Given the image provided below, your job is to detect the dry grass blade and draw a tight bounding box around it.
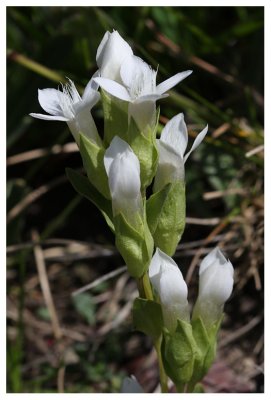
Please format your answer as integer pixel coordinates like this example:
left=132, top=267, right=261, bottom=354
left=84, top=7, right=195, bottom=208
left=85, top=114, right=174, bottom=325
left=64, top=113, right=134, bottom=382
left=32, top=229, right=62, bottom=340
left=7, top=175, right=67, bottom=223
left=7, top=142, right=78, bottom=166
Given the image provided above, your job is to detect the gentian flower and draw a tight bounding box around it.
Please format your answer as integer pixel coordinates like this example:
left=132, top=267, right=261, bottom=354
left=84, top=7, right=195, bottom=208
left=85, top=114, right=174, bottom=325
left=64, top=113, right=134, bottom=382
left=149, top=248, right=189, bottom=332
left=193, top=247, right=234, bottom=328
left=104, top=136, right=142, bottom=221
left=94, top=54, right=192, bottom=131
left=154, top=113, right=208, bottom=192
left=30, top=78, right=101, bottom=146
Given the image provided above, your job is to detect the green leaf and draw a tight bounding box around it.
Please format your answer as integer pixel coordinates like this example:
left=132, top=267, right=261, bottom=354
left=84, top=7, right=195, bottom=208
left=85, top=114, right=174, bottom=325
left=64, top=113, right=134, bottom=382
left=161, top=319, right=198, bottom=385
left=79, top=133, right=110, bottom=199
left=72, top=293, right=96, bottom=326
left=147, top=181, right=186, bottom=256
left=132, top=297, right=163, bottom=340
left=66, top=167, right=114, bottom=232
left=101, top=89, right=129, bottom=146
left=114, top=212, right=153, bottom=278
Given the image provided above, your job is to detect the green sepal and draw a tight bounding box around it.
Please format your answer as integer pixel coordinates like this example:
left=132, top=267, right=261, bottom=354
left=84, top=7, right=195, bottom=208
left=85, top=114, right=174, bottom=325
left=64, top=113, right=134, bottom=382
left=146, top=180, right=186, bottom=256
left=132, top=297, right=163, bottom=340
left=161, top=319, right=198, bottom=385
left=128, top=114, right=159, bottom=189
left=192, top=383, right=205, bottom=393
left=190, top=315, right=223, bottom=385
left=101, top=89, right=129, bottom=146
left=79, top=133, right=110, bottom=199
left=66, top=167, right=114, bottom=233
left=114, top=211, right=154, bottom=278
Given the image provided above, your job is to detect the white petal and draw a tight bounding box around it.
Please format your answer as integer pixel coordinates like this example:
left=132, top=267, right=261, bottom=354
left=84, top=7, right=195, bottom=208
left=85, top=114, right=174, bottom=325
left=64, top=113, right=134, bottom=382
left=29, top=113, right=69, bottom=121
left=106, top=140, right=141, bottom=217
left=104, top=136, right=135, bottom=175
left=120, top=55, right=149, bottom=88
left=84, top=70, right=100, bottom=93
left=97, top=30, right=133, bottom=81
left=153, top=140, right=184, bottom=192
left=120, top=55, right=157, bottom=99
left=156, top=70, right=193, bottom=95
left=199, top=262, right=234, bottom=305
left=94, top=77, right=131, bottom=101
left=37, top=88, right=64, bottom=116
left=135, top=93, right=168, bottom=103
left=159, top=263, right=188, bottom=307
left=184, top=125, right=208, bottom=163
left=109, top=152, right=140, bottom=200
left=75, top=86, right=100, bottom=115
left=149, top=248, right=179, bottom=291
left=199, top=247, right=220, bottom=275
left=160, top=113, right=188, bottom=158
left=96, top=31, right=111, bottom=68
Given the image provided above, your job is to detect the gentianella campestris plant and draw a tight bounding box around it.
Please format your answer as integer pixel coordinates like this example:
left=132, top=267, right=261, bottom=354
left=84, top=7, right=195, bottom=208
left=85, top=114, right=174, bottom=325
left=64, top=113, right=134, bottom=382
left=30, top=29, right=234, bottom=393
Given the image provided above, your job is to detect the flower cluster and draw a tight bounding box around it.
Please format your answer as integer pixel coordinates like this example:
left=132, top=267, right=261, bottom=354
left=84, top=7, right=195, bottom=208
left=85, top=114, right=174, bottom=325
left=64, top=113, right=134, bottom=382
left=31, top=30, right=234, bottom=393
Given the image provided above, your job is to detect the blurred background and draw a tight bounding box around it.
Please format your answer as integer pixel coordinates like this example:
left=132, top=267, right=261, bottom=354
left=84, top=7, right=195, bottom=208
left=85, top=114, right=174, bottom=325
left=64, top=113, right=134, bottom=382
left=7, top=6, right=264, bottom=393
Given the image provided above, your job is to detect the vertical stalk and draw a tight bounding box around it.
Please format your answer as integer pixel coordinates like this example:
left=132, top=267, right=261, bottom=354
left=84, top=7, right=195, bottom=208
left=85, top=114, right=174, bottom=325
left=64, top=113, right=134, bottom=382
left=137, top=272, right=169, bottom=393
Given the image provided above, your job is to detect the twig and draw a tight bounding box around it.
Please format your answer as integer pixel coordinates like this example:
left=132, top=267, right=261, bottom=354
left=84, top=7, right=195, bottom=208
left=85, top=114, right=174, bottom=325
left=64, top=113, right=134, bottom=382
left=32, top=230, right=62, bottom=339
left=186, top=217, right=220, bottom=225
left=7, top=142, right=78, bottom=166
left=7, top=175, right=67, bottom=223
left=57, top=366, right=66, bottom=393
left=72, top=266, right=127, bottom=296
left=245, top=145, right=264, bottom=158
left=219, top=315, right=263, bottom=348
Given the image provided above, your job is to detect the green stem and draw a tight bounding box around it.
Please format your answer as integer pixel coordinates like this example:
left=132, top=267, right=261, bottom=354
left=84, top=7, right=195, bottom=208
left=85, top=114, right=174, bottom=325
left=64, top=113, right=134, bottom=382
left=137, top=272, right=169, bottom=393
left=175, top=382, right=185, bottom=393
left=154, top=338, right=168, bottom=393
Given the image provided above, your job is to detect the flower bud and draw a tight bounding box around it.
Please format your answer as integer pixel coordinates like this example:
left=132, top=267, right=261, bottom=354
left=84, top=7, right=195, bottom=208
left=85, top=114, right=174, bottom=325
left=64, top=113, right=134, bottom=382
left=154, top=113, right=208, bottom=192
left=149, top=248, right=189, bottom=332
left=104, top=136, right=142, bottom=222
left=96, top=30, right=133, bottom=83
left=193, top=247, right=234, bottom=329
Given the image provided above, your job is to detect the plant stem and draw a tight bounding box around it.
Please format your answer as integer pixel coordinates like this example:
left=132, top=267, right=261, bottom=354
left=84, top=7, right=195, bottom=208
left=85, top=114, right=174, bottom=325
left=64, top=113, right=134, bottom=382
left=138, top=272, right=169, bottom=393
left=154, top=338, right=168, bottom=393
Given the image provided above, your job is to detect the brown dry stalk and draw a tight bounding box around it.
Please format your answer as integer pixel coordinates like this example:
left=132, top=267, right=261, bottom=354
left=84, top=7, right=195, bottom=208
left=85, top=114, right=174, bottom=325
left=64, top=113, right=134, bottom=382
left=31, top=229, right=62, bottom=340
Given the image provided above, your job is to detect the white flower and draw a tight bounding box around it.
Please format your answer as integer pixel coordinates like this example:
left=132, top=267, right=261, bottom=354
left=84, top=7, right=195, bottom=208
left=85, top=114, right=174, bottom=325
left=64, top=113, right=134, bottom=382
left=94, top=55, right=192, bottom=132
left=154, top=113, right=208, bottom=192
left=104, top=136, right=142, bottom=220
left=149, top=248, right=189, bottom=332
left=193, top=247, right=234, bottom=328
left=95, top=55, right=192, bottom=104
left=96, top=30, right=133, bottom=83
left=30, top=78, right=101, bottom=146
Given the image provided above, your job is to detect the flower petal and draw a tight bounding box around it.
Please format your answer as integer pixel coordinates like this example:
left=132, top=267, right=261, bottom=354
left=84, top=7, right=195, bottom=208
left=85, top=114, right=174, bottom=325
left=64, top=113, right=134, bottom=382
left=156, top=70, right=193, bottom=95
left=94, top=77, right=131, bottom=101
left=29, top=113, right=69, bottom=121
left=96, top=31, right=111, bottom=68
left=183, top=124, right=208, bottom=163
left=120, top=55, right=149, bottom=88
left=199, top=247, right=227, bottom=275
left=160, top=113, right=188, bottom=158
left=149, top=248, right=179, bottom=288
left=97, top=30, right=133, bottom=81
left=153, top=140, right=184, bottom=192
left=37, top=88, right=64, bottom=116
left=104, top=136, right=139, bottom=175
